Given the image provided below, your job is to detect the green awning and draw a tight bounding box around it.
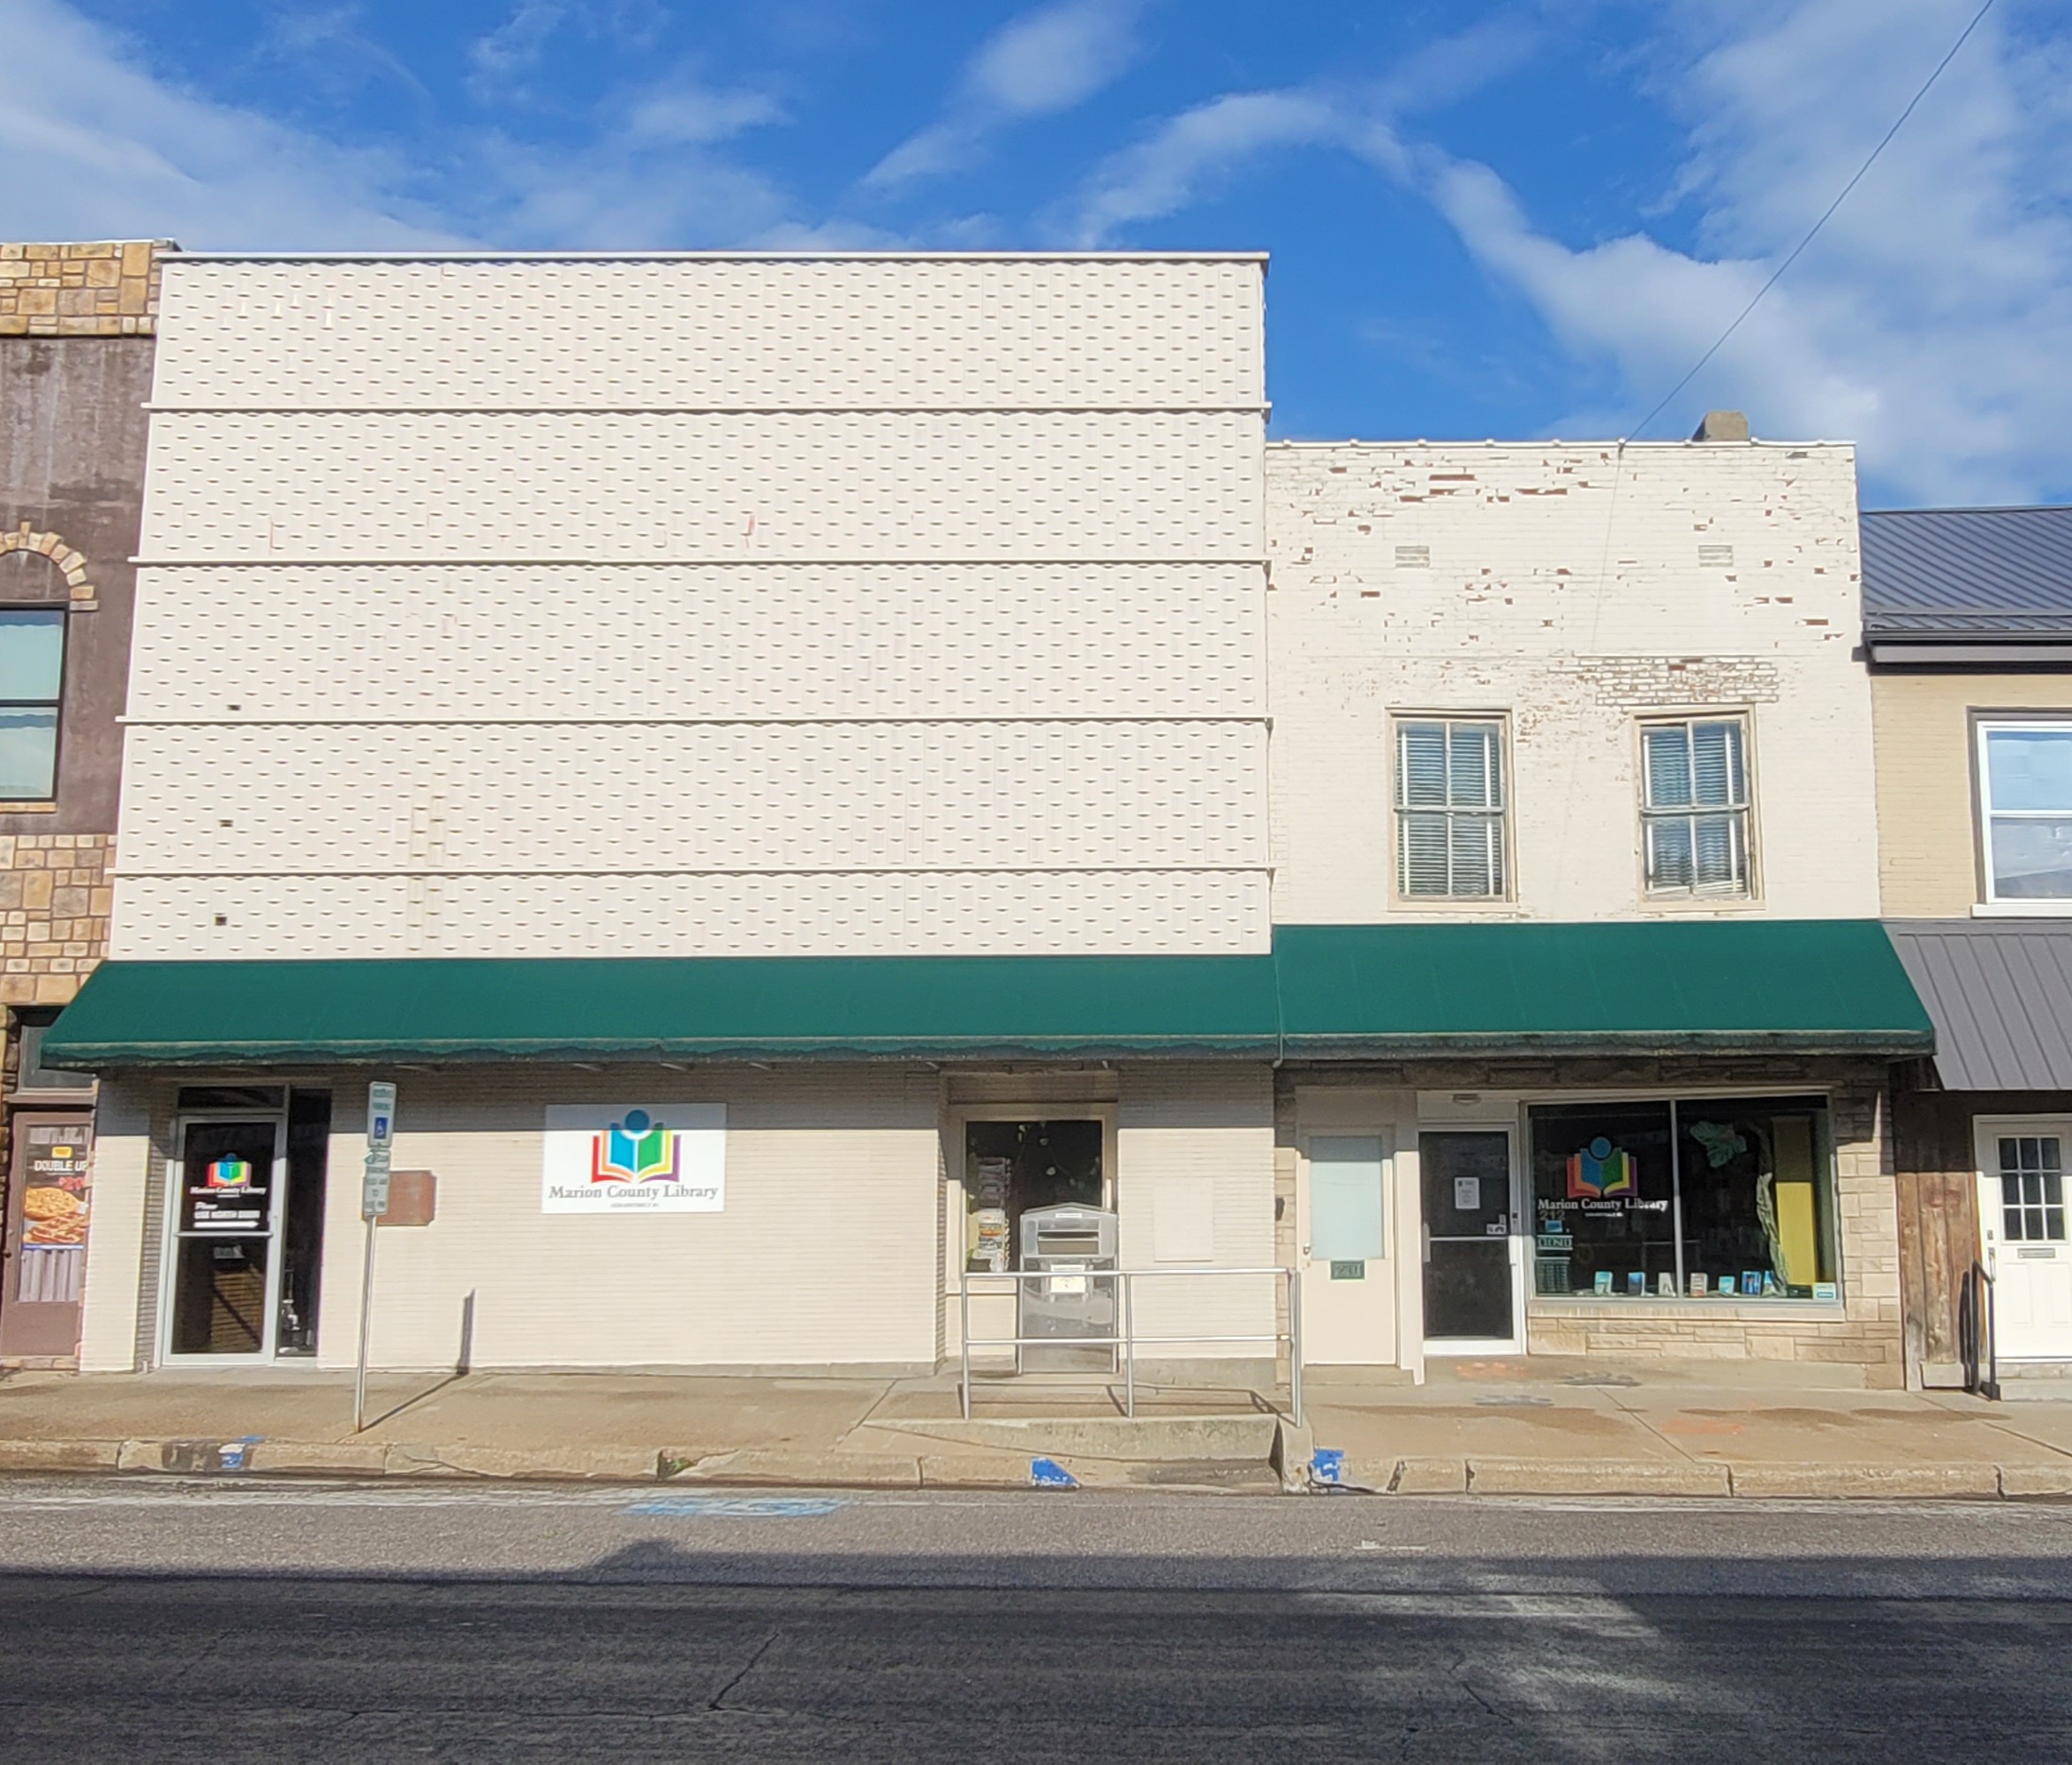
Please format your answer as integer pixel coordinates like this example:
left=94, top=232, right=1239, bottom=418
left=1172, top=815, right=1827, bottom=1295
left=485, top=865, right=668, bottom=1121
left=1274, top=919, right=1932, bottom=1054
left=43, top=920, right=1932, bottom=1068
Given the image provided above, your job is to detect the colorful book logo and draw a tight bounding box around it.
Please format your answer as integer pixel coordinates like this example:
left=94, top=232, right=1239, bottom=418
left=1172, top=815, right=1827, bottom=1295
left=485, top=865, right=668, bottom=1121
left=591, top=1110, right=680, bottom=1185
left=205, top=1155, right=252, bottom=1190
left=1567, top=1136, right=1635, bottom=1200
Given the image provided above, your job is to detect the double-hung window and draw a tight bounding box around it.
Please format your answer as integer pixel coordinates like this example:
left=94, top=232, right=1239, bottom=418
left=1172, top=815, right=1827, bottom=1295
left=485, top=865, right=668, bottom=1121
left=0, top=608, right=65, bottom=800
left=1396, top=718, right=1507, bottom=899
left=1640, top=717, right=1751, bottom=898
left=1978, top=722, right=2072, bottom=902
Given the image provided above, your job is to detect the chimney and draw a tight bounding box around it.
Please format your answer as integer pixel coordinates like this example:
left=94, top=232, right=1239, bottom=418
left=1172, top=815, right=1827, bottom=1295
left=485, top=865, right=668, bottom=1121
left=1690, top=409, right=1750, bottom=442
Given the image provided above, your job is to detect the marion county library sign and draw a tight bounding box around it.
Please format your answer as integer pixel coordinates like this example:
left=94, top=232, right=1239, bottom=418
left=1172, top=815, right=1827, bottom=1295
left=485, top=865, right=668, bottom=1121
left=540, top=1105, right=727, bottom=1214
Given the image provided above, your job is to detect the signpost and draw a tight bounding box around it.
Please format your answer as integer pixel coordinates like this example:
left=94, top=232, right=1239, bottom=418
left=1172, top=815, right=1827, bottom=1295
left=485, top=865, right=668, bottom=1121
left=353, top=1082, right=397, bottom=1434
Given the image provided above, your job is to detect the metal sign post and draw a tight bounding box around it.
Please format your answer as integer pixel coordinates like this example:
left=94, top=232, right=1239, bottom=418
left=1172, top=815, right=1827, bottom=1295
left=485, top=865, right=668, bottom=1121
left=353, top=1082, right=397, bottom=1434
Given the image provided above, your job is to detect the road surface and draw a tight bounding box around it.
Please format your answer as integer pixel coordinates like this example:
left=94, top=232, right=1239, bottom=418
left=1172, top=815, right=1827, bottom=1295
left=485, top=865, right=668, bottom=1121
left=0, top=1476, right=2067, bottom=1759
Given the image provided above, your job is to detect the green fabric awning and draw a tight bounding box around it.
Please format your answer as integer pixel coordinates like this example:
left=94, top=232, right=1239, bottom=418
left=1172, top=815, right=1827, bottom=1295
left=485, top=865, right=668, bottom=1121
left=43, top=920, right=1932, bottom=1068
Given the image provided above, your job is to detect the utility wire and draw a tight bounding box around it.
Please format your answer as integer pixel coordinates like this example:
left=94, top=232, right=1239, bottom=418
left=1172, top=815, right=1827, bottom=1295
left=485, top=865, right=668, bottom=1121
left=1628, top=0, right=1996, bottom=440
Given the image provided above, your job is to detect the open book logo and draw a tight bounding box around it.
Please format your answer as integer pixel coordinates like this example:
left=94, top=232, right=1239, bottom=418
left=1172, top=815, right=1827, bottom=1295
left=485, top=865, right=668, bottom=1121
left=590, top=1109, right=680, bottom=1185
left=1567, top=1137, right=1635, bottom=1200
left=205, top=1155, right=252, bottom=1190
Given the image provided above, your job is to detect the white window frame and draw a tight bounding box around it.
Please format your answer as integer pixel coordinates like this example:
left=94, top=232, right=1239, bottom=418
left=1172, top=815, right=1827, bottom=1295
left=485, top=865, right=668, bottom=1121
left=1392, top=715, right=1511, bottom=903
left=1976, top=718, right=2072, bottom=906
left=1637, top=713, right=1755, bottom=901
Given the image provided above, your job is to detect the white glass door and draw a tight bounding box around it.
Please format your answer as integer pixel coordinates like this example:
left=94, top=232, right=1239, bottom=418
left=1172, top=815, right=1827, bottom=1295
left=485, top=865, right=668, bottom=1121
left=1301, top=1135, right=1392, bottom=1364
left=1978, top=1122, right=2072, bottom=1362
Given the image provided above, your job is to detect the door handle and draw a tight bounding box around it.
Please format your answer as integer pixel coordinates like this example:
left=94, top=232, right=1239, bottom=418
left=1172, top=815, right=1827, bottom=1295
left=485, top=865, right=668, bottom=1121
left=1422, top=1223, right=1431, bottom=1264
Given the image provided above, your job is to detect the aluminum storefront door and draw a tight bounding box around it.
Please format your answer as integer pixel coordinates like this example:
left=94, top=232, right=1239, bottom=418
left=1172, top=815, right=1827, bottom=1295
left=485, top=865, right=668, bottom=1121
left=167, top=1118, right=286, bottom=1359
left=1978, top=1122, right=2072, bottom=1362
left=1421, top=1131, right=1515, bottom=1343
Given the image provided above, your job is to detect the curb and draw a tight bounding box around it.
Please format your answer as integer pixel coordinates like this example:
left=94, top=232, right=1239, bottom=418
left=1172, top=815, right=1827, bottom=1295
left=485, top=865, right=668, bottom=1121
left=0, top=1437, right=2063, bottom=1499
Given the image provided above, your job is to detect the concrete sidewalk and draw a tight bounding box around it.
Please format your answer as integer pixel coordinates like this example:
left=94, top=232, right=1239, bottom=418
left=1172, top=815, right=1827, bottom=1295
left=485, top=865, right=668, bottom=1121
left=1, top=1359, right=2068, bottom=1497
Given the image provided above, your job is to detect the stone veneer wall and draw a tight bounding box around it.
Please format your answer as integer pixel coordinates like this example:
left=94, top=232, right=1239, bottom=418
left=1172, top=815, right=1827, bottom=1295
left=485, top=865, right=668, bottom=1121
left=0, top=835, right=113, bottom=1006
left=0, top=242, right=169, bottom=337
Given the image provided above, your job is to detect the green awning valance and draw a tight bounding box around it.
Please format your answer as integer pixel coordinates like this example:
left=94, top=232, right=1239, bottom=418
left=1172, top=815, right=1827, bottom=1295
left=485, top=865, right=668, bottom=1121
left=43, top=920, right=1932, bottom=1068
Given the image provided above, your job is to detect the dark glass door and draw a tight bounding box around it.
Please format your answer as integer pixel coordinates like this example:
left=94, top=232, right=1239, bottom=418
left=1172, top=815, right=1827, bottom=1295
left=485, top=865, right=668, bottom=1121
left=1422, top=1131, right=1515, bottom=1341
left=169, top=1120, right=281, bottom=1357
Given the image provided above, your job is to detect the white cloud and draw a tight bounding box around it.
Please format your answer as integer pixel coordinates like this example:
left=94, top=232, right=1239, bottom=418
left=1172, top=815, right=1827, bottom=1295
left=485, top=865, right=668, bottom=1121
left=1054, top=14, right=1539, bottom=243
left=0, top=0, right=815, bottom=252
left=1064, top=91, right=1349, bottom=244
left=967, top=0, right=1142, bottom=113
left=624, top=82, right=784, bottom=146
left=1426, top=0, right=2072, bottom=501
left=866, top=0, right=1147, bottom=189
left=0, top=0, right=457, bottom=248
left=468, top=2, right=569, bottom=96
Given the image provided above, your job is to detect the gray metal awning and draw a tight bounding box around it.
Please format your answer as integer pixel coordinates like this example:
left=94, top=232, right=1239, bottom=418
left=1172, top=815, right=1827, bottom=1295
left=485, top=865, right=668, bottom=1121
left=1885, top=920, right=2072, bottom=1090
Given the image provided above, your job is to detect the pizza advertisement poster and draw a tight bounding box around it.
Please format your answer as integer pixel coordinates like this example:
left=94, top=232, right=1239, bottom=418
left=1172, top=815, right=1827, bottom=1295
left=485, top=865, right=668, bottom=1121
left=20, top=1124, right=92, bottom=1248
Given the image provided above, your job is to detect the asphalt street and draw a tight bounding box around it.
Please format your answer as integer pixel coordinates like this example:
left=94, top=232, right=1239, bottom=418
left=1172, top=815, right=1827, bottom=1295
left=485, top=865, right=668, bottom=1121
left=1, top=1478, right=2069, bottom=1760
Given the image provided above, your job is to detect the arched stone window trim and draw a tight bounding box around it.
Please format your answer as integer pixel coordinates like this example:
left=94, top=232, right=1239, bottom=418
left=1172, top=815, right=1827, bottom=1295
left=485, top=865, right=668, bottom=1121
left=0, top=525, right=96, bottom=608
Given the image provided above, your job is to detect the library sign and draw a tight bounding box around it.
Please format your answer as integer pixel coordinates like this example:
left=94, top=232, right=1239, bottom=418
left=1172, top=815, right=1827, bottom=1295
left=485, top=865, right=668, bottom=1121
left=541, top=1105, right=726, bottom=1214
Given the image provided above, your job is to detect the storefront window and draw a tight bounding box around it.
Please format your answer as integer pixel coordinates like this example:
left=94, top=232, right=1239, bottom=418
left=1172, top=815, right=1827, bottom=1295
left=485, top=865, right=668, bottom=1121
left=1529, top=1096, right=1836, bottom=1301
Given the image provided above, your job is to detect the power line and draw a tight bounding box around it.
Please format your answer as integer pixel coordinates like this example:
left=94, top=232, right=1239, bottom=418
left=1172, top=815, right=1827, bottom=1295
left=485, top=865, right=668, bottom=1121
left=1628, top=0, right=1997, bottom=440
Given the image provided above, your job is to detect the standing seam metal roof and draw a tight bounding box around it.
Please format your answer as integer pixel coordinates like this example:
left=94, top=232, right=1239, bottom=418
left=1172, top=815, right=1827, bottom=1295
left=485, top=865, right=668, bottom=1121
left=1861, top=506, right=2072, bottom=637
left=1884, top=920, right=2072, bottom=1090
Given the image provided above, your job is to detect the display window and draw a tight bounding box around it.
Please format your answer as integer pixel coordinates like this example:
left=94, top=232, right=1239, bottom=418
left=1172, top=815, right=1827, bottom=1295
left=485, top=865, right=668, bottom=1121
left=1529, top=1096, right=1836, bottom=1301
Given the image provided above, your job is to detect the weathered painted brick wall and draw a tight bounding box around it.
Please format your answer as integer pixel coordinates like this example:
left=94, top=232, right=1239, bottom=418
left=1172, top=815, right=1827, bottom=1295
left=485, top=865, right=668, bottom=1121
left=0, top=242, right=168, bottom=336
left=1266, top=441, right=1879, bottom=923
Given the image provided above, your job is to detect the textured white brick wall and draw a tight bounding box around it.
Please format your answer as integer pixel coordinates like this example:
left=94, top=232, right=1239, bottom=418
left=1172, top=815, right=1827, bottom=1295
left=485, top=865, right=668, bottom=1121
left=312, top=1066, right=944, bottom=1372
left=1266, top=441, right=1879, bottom=923
left=120, top=256, right=1271, bottom=959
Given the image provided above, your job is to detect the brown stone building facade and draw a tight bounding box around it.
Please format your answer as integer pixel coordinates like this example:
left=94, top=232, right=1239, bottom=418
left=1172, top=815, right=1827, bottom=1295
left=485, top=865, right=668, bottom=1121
left=0, top=241, right=165, bottom=1362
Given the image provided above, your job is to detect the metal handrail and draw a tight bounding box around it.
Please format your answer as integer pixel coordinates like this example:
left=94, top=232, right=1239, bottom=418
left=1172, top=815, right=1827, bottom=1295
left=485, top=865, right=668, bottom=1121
left=1960, top=1259, right=2000, bottom=1401
left=957, top=1265, right=1303, bottom=1427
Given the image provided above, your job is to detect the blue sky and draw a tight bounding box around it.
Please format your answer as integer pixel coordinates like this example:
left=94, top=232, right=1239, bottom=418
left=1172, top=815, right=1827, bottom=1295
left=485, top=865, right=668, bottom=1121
left=8, top=0, right=2072, bottom=505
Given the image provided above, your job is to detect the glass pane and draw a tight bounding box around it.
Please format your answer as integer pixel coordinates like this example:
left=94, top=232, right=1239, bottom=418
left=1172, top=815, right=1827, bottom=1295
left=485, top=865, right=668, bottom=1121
left=2006, top=1204, right=2028, bottom=1242
left=17, top=1020, right=94, bottom=1091
left=1678, top=1098, right=1832, bottom=1297
left=2046, top=1208, right=2067, bottom=1242
left=1425, top=1240, right=1513, bottom=1338
left=171, top=1237, right=270, bottom=1355
left=1987, top=728, right=2072, bottom=813
left=0, top=609, right=65, bottom=700
left=1643, top=726, right=1692, bottom=809
left=1691, top=721, right=1744, bottom=807
left=1989, top=817, right=2072, bottom=899
left=1399, top=812, right=1451, bottom=896
left=0, top=708, right=58, bottom=798
left=1398, top=723, right=1448, bottom=807
left=1645, top=816, right=1693, bottom=892
left=1310, top=1137, right=1385, bottom=1262
left=1448, top=724, right=1498, bottom=809
left=177, top=1121, right=280, bottom=1239
left=1449, top=814, right=1497, bottom=896
left=1530, top=1104, right=1676, bottom=1297
left=1692, top=812, right=1745, bottom=893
